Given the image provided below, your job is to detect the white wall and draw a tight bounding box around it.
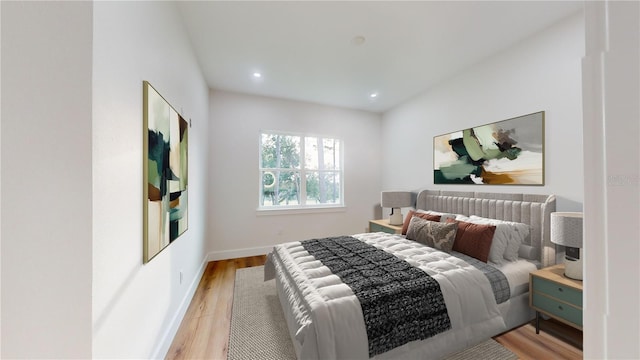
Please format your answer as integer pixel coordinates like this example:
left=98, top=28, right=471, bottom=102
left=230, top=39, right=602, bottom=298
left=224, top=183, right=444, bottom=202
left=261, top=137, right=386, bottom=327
left=381, top=13, right=585, bottom=212
left=208, top=91, right=382, bottom=258
left=1, top=2, right=93, bottom=358
left=582, top=1, right=640, bottom=358
left=92, top=2, right=209, bottom=358
left=0, top=1, right=4, bottom=356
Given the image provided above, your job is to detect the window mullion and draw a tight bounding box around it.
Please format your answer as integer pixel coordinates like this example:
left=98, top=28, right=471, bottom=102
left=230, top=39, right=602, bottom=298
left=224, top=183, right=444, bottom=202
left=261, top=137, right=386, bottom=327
left=299, top=136, right=306, bottom=205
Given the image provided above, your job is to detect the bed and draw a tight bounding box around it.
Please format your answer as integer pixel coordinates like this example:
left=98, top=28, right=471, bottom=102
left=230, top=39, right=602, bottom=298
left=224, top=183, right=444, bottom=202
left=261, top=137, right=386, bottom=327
left=264, top=190, right=556, bottom=359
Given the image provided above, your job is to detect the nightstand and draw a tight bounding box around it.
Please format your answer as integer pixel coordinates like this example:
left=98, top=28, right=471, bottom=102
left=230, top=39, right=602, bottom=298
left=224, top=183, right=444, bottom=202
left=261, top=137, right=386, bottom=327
left=368, top=219, right=402, bottom=235
left=530, top=264, right=583, bottom=334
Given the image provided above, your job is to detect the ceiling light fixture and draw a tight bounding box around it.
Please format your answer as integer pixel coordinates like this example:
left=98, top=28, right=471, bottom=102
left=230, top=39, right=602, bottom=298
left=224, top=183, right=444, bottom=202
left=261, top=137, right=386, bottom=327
left=252, top=72, right=262, bottom=78
left=370, top=92, right=378, bottom=98
left=351, top=35, right=366, bottom=46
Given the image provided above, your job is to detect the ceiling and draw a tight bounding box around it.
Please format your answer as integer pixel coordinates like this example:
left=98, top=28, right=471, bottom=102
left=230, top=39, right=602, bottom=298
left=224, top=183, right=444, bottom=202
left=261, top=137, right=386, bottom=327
left=177, top=1, right=583, bottom=113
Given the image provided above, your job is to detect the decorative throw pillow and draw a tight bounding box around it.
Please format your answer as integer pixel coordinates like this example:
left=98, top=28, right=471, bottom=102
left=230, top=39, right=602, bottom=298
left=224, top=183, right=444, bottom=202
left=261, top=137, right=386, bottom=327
left=401, top=210, right=441, bottom=235
left=418, top=209, right=457, bottom=223
left=448, top=219, right=496, bottom=263
left=518, top=244, right=537, bottom=260
left=469, top=215, right=531, bottom=261
left=406, top=216, right=458, bottom=253
left=457, top=216, right=511, bottom=265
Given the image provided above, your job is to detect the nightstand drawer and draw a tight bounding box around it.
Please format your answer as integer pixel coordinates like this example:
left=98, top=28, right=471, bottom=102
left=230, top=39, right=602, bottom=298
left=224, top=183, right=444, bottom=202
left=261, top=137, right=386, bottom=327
left=532, top=276, right=582, bottom=307
left=532, top=292, right=583, bottom=327
left=370, top=222, right=395, bottom=234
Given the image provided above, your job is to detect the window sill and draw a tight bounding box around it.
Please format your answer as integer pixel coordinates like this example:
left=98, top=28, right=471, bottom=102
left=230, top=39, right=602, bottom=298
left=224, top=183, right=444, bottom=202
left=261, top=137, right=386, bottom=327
left=256, top=205, right=347, bottom=216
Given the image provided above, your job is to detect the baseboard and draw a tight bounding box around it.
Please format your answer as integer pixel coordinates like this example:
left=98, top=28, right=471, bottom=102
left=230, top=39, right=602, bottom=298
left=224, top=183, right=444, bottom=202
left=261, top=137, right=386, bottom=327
left=151, top=255, right=208, bottom=359
left=207, top=245, right=274, bottom=261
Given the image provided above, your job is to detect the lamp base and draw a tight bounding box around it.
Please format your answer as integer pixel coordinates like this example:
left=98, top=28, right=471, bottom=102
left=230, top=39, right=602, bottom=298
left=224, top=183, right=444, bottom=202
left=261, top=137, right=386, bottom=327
left=389, top=211, right=403, bottom=226
left=564, top=249, right=583, bottom=280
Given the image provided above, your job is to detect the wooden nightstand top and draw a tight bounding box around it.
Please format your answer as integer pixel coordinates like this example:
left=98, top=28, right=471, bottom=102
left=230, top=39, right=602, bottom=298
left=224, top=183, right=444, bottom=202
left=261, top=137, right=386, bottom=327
left=369, top=219, right=403, bottom=231
left=531, top=264, right=583, bottom=291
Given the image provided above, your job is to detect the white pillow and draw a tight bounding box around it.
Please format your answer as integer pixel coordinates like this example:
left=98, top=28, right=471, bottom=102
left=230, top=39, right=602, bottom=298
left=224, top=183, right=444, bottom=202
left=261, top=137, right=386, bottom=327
left=518, top=244, right=537, bottom=260
left=469, top=215, right=531, bottom=261
left=457, top=216, right=510, bottom=265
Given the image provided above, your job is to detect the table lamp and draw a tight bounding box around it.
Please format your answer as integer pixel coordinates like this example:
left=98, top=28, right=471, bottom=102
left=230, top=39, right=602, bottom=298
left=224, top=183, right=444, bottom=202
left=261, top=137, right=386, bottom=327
left=550, top=212, right=583, bottom=280
left=380, top=191, right=412, bottom=226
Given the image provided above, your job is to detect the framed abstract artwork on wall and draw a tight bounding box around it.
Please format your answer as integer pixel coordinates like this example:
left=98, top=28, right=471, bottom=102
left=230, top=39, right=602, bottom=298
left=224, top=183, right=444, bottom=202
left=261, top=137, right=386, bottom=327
left=143, top=81, right=189, bottom=263
left=434, top=111, right=544, bottom=185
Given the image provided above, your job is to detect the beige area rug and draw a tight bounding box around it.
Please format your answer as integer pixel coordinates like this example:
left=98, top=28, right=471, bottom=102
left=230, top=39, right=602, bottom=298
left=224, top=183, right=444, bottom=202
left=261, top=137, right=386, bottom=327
left=228, top=266, right=517, bottom=360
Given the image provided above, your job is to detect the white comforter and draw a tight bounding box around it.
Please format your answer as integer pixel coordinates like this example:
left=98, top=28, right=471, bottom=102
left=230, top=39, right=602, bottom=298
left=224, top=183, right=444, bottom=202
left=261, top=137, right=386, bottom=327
left=265, top=232, right=507, bottom=360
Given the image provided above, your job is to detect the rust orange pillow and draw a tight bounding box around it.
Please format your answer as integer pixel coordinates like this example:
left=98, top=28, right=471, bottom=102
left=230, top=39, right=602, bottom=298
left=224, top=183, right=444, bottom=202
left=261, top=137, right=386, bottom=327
left=448, top=219, right=496, bottom=263
left=401, top=210, right=441, bottom=235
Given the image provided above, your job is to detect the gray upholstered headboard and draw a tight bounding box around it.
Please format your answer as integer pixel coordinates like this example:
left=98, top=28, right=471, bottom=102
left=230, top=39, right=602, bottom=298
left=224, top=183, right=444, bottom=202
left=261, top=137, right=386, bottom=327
left=415, top=190, right=556, bottom=267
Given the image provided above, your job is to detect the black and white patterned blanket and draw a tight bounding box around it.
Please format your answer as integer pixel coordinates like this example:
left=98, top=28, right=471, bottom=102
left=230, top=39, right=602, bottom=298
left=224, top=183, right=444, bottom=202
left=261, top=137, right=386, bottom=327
left=451, top=251, right=511, bottom=304
left=301, top=236, right=451, bottom=358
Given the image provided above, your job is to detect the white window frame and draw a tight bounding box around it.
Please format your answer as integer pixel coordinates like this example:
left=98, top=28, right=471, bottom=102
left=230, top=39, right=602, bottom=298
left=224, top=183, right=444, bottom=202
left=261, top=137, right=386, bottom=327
left=257, top=130, right=345, bottom=213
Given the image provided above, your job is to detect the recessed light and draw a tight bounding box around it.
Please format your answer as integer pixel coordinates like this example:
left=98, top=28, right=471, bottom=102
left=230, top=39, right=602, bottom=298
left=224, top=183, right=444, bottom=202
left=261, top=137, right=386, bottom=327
left=351, top=36, right=366, bottom=46
left=370, top=92, right=378, bottom=98
left=253, top=72, right=262, bottom=78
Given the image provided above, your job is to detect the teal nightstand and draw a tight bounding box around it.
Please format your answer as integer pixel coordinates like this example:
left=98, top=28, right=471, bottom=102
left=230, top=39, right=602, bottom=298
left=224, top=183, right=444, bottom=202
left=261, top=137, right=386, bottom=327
left=530, top=264, right=583, bottom=333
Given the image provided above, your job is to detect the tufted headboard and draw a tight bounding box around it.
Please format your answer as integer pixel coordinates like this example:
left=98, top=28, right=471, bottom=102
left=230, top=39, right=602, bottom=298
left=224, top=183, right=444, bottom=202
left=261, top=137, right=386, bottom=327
left=415, top=190, right=557, bottom=267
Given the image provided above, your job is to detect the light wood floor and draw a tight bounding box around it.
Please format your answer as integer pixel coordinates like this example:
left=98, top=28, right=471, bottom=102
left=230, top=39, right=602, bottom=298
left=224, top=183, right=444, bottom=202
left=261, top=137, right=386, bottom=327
left=167, top=256, right=583, bottom=360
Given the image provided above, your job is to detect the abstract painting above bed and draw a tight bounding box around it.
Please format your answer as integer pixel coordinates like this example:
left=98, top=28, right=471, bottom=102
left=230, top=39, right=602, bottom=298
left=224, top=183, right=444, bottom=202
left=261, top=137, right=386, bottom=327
left=434, top=111, right=544, bottom=185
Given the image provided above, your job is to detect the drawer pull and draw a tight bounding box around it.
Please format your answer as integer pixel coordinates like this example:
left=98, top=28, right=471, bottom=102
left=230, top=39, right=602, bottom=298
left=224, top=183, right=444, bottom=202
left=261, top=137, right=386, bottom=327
left=558, top=305, right=564, bottom=311
left=558, top=287, right=563, bottom=292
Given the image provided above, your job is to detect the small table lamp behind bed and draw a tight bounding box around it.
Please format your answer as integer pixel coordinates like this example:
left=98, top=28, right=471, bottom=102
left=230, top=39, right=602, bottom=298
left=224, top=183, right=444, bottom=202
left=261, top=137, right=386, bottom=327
left=381, top=191, right=412, bottom=226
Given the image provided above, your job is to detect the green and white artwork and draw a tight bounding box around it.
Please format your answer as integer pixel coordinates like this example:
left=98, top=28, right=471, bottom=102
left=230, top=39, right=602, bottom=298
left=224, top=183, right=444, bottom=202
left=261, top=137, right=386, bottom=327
left=143, top=81, right=189, bottom=263
left=434, top=111, right=544, bottom=185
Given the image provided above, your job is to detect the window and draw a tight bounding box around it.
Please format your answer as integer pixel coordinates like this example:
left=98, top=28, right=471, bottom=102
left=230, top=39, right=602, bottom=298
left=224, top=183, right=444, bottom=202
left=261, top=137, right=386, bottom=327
left=259, top=132, right=343, bottom=209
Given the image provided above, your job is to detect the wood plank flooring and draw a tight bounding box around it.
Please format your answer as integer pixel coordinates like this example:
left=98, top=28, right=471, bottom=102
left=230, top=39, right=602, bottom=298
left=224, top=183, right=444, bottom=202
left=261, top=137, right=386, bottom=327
left=166, top=256, right=583, bottom=360
left=166, top=257, right=266, bottom=360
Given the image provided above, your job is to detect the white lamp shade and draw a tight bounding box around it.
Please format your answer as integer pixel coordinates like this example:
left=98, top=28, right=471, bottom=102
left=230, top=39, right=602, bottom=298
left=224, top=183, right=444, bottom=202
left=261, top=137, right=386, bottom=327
left=550, top=212, right=583, bottom=248
left=380, top=191, right=412, bottom=208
